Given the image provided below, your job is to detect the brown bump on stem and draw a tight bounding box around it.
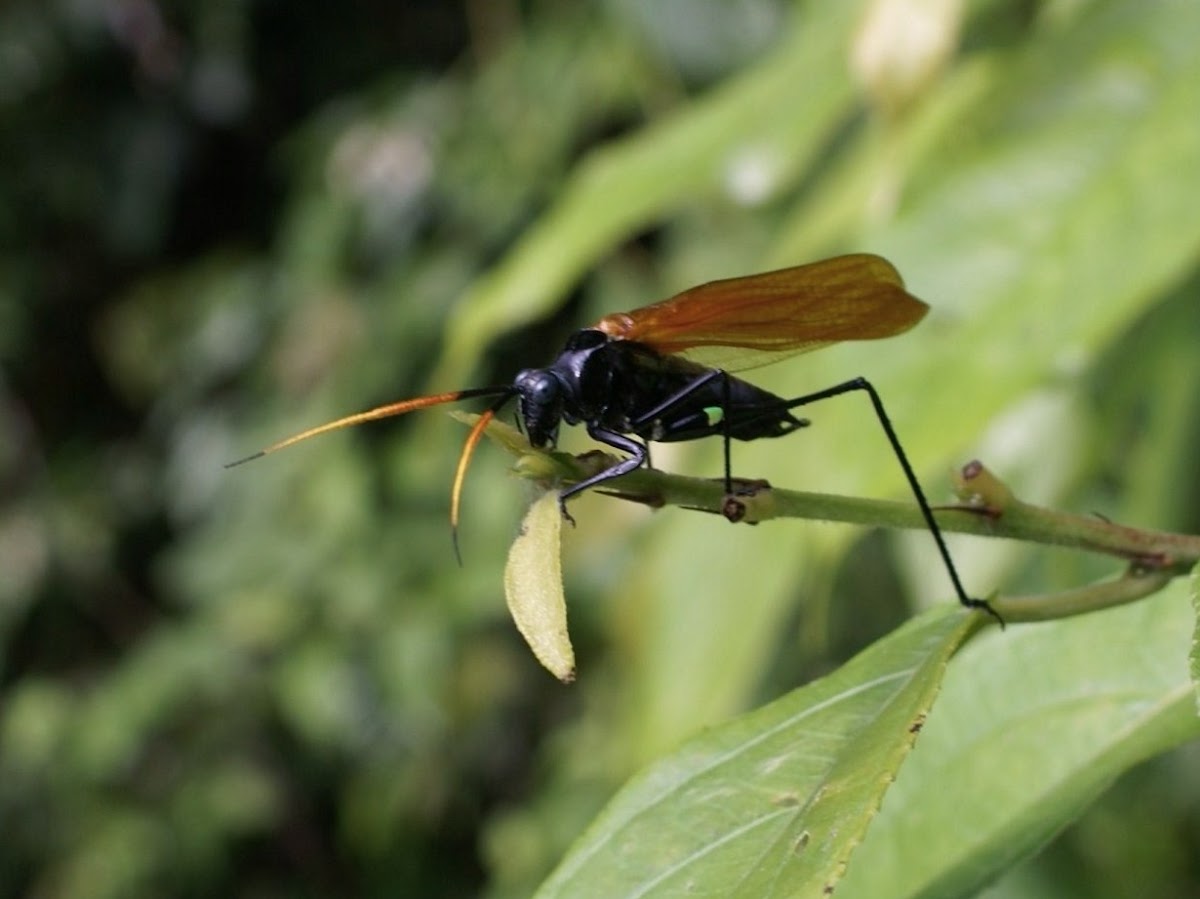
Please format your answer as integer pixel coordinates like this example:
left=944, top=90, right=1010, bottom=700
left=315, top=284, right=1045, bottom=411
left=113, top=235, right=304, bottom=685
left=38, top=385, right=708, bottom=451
left=722, top=496, right=747, bottom=522
left=952, top=459, right=1013, bottom=513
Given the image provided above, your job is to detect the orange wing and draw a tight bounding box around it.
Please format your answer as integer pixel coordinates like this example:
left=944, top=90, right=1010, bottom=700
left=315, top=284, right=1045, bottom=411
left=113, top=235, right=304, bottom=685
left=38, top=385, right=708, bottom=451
left=593, top=254, right=928, bottom=372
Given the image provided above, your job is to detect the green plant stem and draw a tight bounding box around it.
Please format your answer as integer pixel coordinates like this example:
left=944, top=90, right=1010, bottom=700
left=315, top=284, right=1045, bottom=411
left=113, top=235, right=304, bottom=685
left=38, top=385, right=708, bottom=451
left=462, top=415, right=1200, bottom=621
left=599, top=465, right=1198, bottom=624
left=992, top=568, right=1177, bottom=622
left=575, top=460, right=1200, bottom=575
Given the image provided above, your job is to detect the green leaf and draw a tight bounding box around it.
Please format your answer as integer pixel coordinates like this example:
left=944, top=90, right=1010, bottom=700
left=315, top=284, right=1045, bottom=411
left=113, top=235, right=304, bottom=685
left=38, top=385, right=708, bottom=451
left=505, top=490, right=574, bottom=682
left=840, top=580, right=1200, bottom=898
left=535, top=605, right=982, bottom=897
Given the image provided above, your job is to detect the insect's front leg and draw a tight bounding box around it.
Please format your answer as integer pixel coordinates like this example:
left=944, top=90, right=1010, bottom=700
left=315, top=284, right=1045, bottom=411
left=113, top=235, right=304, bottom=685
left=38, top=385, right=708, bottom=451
left=557, top=426, right=648, bottom=525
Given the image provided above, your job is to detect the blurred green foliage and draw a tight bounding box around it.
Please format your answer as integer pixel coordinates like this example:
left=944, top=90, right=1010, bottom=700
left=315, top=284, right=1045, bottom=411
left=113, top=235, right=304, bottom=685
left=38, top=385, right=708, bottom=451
left=1, top=0, right=1198, bottom=897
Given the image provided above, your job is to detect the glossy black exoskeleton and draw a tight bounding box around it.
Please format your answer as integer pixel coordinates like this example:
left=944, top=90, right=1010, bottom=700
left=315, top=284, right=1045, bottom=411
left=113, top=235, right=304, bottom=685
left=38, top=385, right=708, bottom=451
left=513, top=328, right=811, bottom=505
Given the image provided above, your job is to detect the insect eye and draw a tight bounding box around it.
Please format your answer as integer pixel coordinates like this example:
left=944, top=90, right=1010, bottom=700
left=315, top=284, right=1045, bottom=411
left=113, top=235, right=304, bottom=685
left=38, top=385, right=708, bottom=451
left=529, top=374, right=558, bottom=403
left=516, top=370, right=560, bottom=406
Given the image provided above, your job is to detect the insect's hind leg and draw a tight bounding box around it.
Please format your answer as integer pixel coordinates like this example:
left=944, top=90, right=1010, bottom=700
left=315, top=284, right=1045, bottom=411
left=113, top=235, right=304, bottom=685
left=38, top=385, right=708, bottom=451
left=783, top=377, right=999, bottom=623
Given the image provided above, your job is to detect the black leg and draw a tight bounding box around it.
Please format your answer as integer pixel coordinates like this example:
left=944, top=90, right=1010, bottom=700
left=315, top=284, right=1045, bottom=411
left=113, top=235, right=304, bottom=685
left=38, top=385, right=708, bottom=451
left=623, top=367, right=739, bottom=493
left=555, top=368, right=731, bottom=519
left=783, top=377, right=997, bottom=622
left=720, top=371, right=733, bottom=494
left=557, top=368, right=729, bottom=513
left=557, top=425, right=649, bottom=523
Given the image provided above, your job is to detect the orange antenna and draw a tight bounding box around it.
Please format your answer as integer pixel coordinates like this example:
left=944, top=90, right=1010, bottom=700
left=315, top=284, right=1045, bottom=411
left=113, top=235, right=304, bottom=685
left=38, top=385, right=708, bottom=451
left=224, top=386, right=512, bottom=468
left=449, top=402, right=506, bottom=564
